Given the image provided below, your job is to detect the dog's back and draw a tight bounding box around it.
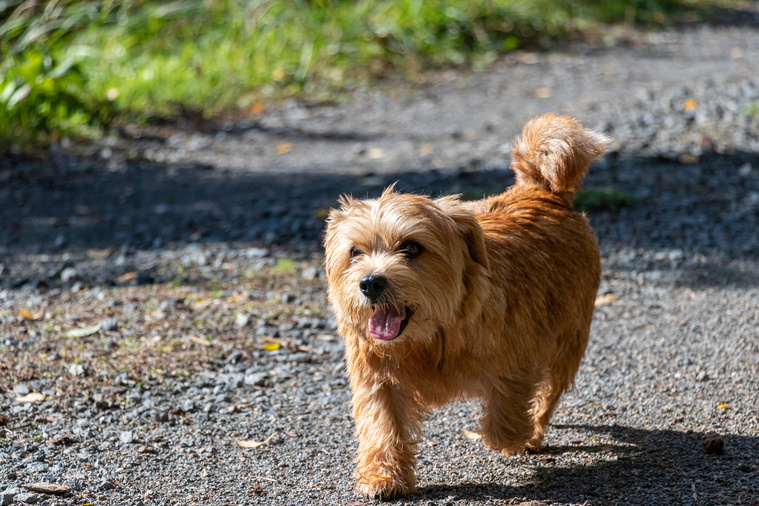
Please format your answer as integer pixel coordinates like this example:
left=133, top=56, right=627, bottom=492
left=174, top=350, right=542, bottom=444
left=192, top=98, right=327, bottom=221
left=470, top=114, right=609, bottom=449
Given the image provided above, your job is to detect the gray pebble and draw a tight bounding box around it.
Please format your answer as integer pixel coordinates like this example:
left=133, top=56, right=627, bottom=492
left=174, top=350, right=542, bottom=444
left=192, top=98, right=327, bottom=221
left=14, top=493, right=39, bottom=504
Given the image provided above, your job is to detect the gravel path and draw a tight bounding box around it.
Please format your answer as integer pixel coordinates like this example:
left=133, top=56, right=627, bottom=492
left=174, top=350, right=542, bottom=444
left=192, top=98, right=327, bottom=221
left=2, top=18, right=759, bottom=506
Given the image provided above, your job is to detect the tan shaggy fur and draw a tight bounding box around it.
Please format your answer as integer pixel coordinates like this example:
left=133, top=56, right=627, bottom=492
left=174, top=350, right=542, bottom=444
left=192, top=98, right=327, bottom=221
left=324, top=114, right=610, bottom=499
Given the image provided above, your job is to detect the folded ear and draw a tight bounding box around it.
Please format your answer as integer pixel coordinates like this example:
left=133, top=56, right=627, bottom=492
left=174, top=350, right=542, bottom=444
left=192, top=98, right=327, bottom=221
left=435, top=196, right=490, bottom=272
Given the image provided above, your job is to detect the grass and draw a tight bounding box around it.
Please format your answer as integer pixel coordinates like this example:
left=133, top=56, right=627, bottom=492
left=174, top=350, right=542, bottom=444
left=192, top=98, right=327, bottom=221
left=460, top=186, right=636, bottom=212
left=0, top=0, right=743, bottom=148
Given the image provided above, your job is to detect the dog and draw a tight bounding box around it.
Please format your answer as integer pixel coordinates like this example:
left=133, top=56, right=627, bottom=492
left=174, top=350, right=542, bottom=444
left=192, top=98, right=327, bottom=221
left=324, top=114, right=609, bottom=499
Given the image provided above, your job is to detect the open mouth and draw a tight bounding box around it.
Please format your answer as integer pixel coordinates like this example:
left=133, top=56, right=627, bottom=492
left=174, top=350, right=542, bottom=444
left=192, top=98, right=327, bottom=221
left=368, top=305, right=414, bottom=341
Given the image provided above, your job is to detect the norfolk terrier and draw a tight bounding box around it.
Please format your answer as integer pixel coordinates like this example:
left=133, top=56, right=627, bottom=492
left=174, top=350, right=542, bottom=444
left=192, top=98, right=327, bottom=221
left=324, top=114, right=609, bottom=499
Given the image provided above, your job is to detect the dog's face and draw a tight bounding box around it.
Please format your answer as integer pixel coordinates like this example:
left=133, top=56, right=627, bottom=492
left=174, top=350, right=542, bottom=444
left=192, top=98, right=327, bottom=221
left=324, top=188, right=489, bottom=346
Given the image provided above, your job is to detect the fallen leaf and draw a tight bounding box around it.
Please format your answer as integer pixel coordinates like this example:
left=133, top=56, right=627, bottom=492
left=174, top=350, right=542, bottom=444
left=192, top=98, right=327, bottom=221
left=227, top=295, right=242, bottom=302
left=22, top=483, right=71, bottom=495
left=251, top=102, right=264, bottom=115
left=595, top=293, right=619, bottom=306
left=420, top=144, right=433, bottom=156
left=117, top=272, right=138, bottom=283
left=0, top=414, right=10, bottom=425
left=64, top=324, right=101, bottom=338
left=276, top=142, right=292, bottom=155
left=18, top=308, right=44, bottom=321
left=683, top=98, right=698, bottom=111
left=189, top=335, right=212, bottom=347
left=462, top=428, right=482, bottom=440
left=87, top=248, right=114, bottom=260
left=262, top=342, right=280, bottom=351
left=16, top=392, right=45, bottom=403
left=717, top=403, right=728, bottom=410
left=234, top=432, right=277, bottom=449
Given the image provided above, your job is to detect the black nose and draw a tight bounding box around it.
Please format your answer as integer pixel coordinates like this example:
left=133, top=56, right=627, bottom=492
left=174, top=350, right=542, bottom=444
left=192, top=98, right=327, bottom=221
left=360, top=275, right=387, bottom=301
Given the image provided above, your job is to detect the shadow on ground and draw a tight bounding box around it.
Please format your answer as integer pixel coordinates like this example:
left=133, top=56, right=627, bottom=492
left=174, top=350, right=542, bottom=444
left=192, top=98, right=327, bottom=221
left=417, top=424, right=759, bottom=504
left=1, top=149, right=758, bottom=288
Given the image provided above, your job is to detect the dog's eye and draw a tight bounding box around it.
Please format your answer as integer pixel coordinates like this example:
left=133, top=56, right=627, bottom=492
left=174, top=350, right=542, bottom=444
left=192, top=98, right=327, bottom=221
left=400, top=241, right=423, bottom=259
left=350, top=247, right=363, bottom=259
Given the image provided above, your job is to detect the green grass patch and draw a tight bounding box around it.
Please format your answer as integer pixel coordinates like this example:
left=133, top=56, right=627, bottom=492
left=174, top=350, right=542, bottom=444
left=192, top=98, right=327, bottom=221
left=0, top=0, right=742, bottom=147
left=575, top=187, right=636, bottom=212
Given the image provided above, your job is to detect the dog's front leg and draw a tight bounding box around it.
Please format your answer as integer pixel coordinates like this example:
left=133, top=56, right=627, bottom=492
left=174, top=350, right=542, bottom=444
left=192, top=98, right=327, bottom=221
left=351, top=378, right=422, bottom=499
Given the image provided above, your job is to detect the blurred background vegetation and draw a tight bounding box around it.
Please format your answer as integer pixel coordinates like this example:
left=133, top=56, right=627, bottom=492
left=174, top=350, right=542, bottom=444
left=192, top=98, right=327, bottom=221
left=0, top=0, right=743, bottom=148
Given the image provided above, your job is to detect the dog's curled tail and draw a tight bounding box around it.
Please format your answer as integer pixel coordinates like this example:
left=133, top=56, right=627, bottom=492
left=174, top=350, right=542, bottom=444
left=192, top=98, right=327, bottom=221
left=511, top=113, right=611, bottom=199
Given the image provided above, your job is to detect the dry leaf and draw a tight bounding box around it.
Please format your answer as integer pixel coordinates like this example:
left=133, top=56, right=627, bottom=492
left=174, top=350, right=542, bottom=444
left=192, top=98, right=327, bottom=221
left=276, top=142, right=292, bottom=155
left=595, top=293, right=619, bottom=306
left=117, top=272, right=138, bottom=283
left=19, top=308, right=44, bottom=321
left=227, top=295, right=242, bottom=302
left=87, top=248, right=114, bottom=260
left=420, top=144, right=433, bottom=156
left=188, top=336, right=212, bottom=347
left=717, top=403, right=728, bottom=410
left=16, top=392, right=45, bottom=403
left=251, top=102, right=264, bottom=115
left=234, top=432, right=277, bottom=449
left=64, top=324, right=101, bottom=338
left=263, top=342, right=280, bottom=351
left=22, top=483, right=71, bottom=495
left=462, top=428, right=482, bottom=440
left=683, top=98, right=698, bottom=111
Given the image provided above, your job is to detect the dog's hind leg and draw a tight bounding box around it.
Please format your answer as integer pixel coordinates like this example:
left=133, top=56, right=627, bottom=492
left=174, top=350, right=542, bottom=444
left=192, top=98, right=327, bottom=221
left=527, top=327, right=589, bottom=449
left=480, top=370, right=539, bottom=456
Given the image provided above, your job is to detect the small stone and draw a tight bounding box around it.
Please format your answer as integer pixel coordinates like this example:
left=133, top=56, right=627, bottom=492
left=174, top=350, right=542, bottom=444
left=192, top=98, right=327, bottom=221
left=60, top=268, right=77, bottom=283
left=182, top=400, right=196, bottom=413
left=300, top=266, right=319, bottom=280
left=702, top=432, right=724, bottom=454
left=738, top=162, right=752, bottom=176
left=100, top=318, right=119, bottom=331
left=226, top=351, right=243, bottom=364
left=97, top=479, right=114, bottom=491
left=244, top=372, right=268, bottom=387
left=235, top=313, right=250, bottom=328
left=13, top=384, right=30, bottom=396
left=68, top=364, right=86, bottom=377
left=119, top=431, right=134, bottom=444
left=14, top=493, right=39, bottom=504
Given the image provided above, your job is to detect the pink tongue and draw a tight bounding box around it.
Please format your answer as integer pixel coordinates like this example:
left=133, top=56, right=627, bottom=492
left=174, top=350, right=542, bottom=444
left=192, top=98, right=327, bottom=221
left=369, top=306, right=406, bottom=340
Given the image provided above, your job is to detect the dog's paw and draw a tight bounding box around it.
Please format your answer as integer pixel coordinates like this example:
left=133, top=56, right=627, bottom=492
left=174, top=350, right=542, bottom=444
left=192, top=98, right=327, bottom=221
left=357, top=475, right=413, bottom=500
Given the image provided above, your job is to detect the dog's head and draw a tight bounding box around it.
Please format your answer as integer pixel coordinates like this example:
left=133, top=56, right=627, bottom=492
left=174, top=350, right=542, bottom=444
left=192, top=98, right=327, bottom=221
left=324, top=186, right=489, bottom=346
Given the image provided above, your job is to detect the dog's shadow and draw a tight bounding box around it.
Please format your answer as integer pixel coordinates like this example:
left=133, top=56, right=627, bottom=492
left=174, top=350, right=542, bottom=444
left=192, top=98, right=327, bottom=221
left=411, top=424, right=759, bottom=504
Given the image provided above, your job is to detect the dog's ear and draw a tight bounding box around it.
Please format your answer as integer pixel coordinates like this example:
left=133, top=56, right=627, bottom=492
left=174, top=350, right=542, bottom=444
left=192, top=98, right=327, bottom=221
left=452, top=210, right=490, bottom=272
left=435, top=196, right=490, bottom=272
